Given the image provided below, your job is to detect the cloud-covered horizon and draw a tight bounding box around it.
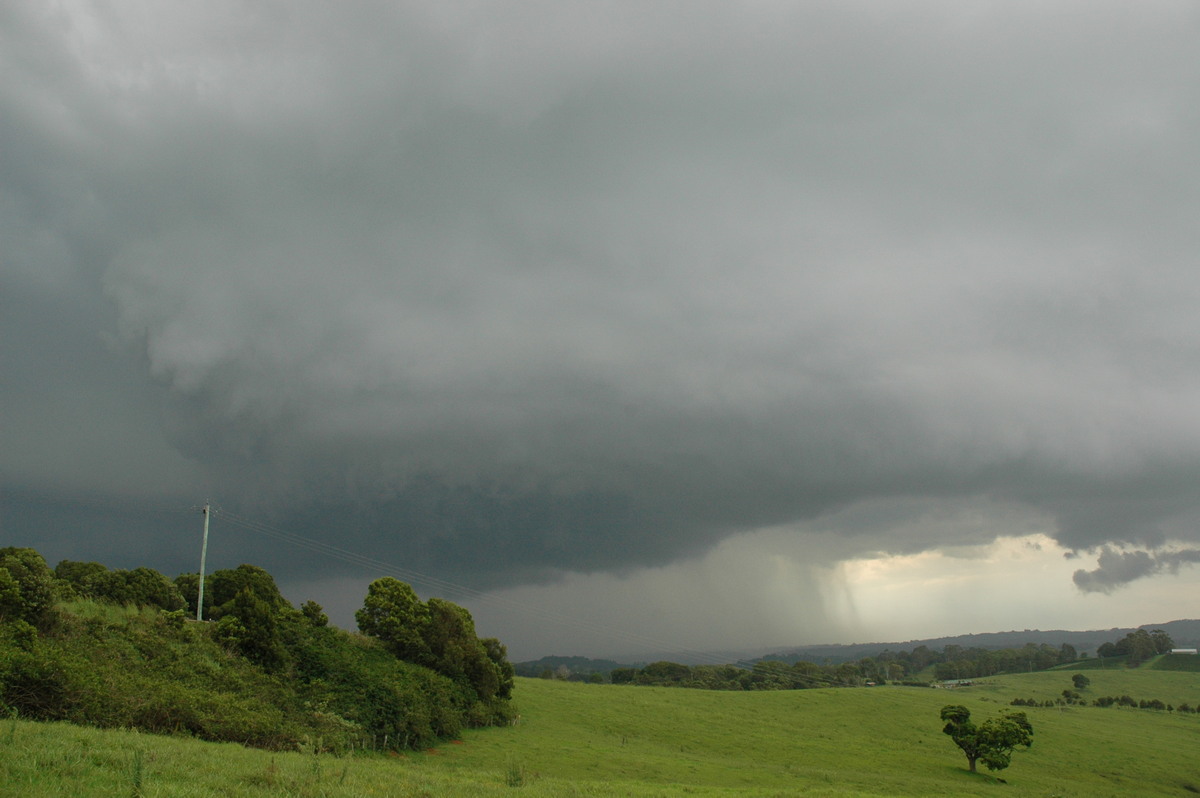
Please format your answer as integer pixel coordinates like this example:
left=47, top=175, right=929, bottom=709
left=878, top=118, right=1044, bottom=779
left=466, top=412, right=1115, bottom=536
left=4, top=2, right=1200, bottom=653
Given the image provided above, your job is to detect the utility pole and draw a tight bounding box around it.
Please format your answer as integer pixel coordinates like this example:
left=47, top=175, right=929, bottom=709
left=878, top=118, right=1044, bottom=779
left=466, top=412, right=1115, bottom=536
left=197, top=503, right=210, bottom=621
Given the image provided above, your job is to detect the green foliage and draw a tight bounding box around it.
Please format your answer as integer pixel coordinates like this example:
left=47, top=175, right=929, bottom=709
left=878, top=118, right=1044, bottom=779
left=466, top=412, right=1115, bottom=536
left=0, top=570, right=21, bottom=625
left=224, top=587, right=288, bottom=671
left=0, top=604, right=316, bottom=747
left=504, top=756, right=527, bottom=787
left=173, top=572, right=203, bottom=617
left=300, top=599, right=328, bottom=627
left=355, top=578, right=516, bottom=723
left=940, top=704, right=1033, bottom=773
left=512, top=654, right=626, bottom=681
left=52, top=561, right=108, bottom=594
left=356, top=577, right=432, bottom=664
left=130, top=748, right=145, bottom=797
left=932, top=642, right=1070, bottom=680
left=638, top=661, right=692, bottom=685
left=0, top=595, right=498, bottom=751
left=482, top=637, right=516, bottom=700
left=1098, top=629, right=1175, bottom=666
left=5, top=671, right=1200, bottom=796
left=287, top=620, right=473, bottom=749
left=1, top=549, right=515, bottom=753
left=610, top=666, right=637, bottom=684
left=55, top=561, right=185, bottom=612
left=207, top=564, right=289, bottom=616
left=0, top=548, right=56, bottom=628
left=1149, top=652, right=1200, bottom=672
left=613, top=638, right=1091, bottom=693
left=1072, top=672, right=1091, bottom=690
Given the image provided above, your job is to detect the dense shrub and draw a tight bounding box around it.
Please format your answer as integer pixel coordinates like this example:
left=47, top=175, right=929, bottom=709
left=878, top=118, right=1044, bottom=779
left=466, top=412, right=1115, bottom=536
left=354, top=578, right=516, bottom=724
left=0, top=549, right=56, bottom=628
left=1, top=551, right=517, bottom=752
left=55, top=561, right=185, bottom=612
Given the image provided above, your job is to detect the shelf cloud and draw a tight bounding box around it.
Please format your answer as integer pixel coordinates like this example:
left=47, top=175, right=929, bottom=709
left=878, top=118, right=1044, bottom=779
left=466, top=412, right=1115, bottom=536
left=4, top=1, right=1200, bottom=652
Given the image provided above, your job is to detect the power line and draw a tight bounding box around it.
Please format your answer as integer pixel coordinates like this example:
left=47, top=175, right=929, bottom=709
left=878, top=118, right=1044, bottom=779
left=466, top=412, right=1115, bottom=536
left=6, top=484, right=757, bottom=669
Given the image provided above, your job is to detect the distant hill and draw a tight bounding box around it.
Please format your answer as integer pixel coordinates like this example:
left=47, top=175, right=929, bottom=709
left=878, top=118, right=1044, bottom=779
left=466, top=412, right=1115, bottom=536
left=750, top=619, right=1200, bottom=666
left=518, top=620, right=1200, bottom=674
left=514, top=655, right=628, bottom=679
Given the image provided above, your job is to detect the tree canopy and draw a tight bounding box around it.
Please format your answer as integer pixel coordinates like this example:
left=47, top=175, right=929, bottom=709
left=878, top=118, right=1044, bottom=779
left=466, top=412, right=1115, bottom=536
left=355, top=577, right=514, bottom=717
left=1096, top=629, right=1174, bottom=665
left=56, top=560, right=185, bottom=611
left=0, top=548, right=55, bottom=627
left=940, top=705, right=1033, bottom=773
left=1, top=548, right=516, bottom=750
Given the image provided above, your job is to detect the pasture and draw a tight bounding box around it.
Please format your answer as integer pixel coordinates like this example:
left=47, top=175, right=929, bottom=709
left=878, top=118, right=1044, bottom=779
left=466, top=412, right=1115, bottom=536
left=3, top=669, right=1199, bottom=796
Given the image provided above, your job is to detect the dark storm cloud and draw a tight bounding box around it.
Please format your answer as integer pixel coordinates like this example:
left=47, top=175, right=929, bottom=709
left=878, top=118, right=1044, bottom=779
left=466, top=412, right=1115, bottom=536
left=1073, top=546, right=1200, bottom=594
left=4, top=1, right=1200, bottom=597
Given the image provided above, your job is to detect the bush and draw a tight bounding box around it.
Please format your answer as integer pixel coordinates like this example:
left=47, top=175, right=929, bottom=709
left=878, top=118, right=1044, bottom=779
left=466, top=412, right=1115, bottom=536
left=4, top=550, right=517, bottom=752
left=0, top=549, right=56, bottom=628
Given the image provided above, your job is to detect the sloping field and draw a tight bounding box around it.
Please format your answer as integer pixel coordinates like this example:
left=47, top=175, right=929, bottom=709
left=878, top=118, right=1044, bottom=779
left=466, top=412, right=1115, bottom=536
left=445, top=672, right=1200, bottom=796
left=3, top=671, right=1199, bottom=796
left=1149, top=653, right=1200, bottom=672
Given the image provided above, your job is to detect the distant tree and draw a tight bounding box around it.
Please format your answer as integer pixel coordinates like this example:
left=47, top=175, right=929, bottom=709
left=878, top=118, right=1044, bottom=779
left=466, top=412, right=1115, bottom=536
left=940, top=705, right=1033, bottom=773
left=744, top=660, right=795, bottom=690
left=610, top=667, right=637, bottom=685
left=1106, top=629, right=1166, bottom=666
left=1149, top=629, right=1174, bottom=655
left=908, top=645, right=938, bottom=671
left=638, top=661, right=692, bottom=685
left=1122, top=630, right=1156, bottom=665
left=834, top=662, right=863, bottom=686
left=1072, top=673, right=1091, bottom=690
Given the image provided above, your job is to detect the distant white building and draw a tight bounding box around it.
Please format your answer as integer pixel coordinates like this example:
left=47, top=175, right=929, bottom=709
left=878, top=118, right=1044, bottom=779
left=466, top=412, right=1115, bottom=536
left=1170, top=648, right=1197, bottom=655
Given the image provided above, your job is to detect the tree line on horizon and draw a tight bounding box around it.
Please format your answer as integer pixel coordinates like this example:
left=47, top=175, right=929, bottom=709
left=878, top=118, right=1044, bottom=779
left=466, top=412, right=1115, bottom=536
left=551, top=631, right=1177, bottom=690
left=0, top=546, right=514, bottom=751
left=1095, top=628, right=1175, bottom=665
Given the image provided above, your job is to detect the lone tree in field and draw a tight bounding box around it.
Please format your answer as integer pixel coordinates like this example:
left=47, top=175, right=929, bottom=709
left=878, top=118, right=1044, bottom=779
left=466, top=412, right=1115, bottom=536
left=940, top=705, right=1033, bottom=774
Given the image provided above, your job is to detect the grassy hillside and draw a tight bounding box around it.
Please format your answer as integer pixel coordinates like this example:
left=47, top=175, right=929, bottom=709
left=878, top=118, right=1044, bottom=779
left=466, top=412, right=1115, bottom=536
left=1149, top=652, right=1200, bottom=672
left=4, top=669, right=1199, bottom=796
left=0, top=550, right=517, bottom=752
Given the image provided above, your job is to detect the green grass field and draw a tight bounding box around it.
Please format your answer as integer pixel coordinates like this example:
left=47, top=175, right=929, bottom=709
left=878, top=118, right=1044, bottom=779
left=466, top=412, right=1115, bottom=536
left=3, top=668, right=1199, bottom=797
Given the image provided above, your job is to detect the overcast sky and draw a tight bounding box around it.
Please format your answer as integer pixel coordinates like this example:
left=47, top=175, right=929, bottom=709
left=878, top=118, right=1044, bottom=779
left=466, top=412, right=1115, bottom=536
left=3, top=1, right=1199, bottom=660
